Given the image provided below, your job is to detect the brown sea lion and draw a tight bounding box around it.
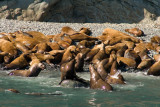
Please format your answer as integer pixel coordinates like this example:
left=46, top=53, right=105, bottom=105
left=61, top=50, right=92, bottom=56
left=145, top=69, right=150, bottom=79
left=75, top=53, right=85, bottom=72
left=96, top=58, right=109, bottom=80
left=125, top=28, right=143, bottom=37
left=60, top=45, right=77, bottom=64
left=4, top=53, right=31, bottom=70
left=57, top=40, right=70, bottom=49
left=8, top=63, right=45, bottom=77
left=147, top=61, right=160, bottom=76
left=13, top=41, right=30, bottom=53
left=137, top=59, right=153, bottom=70
left=151, top=35, right=160, bottom=44
left=60, top=59, right=88, bottom=85
left=69, top=33, right=98, bottom=41
left=32, top=42, right=52, bottom=54
left=77, top=40, right=95, bottom=49
left=0, top=39, right=17, bottom=58
left=117, top=57, right=137, bottom=68
left=7, top=89, right=20, bottom=93
left=79, top=27, right=91, bottom=35
left=124, top=49, right=141, bottom=65
left=122, top=40, right=135, bottom=49
left=0, top=52, right=9, bottom=63
left=61, top=26, right=77, bottom=35
left=134, top=43, right=148, bottom=54
left=97, top=28, right=140, bottom=43
left=89, top=64, right=113, bottom=91
left=107, top=61, right=125, bottom=84
left=33, top=53, right=54, bottom=62
left=92, top=43, right=107, bottom=65
left=47, top=42, right=61, bottom=50
left=85, top=48, right=100, bottom=62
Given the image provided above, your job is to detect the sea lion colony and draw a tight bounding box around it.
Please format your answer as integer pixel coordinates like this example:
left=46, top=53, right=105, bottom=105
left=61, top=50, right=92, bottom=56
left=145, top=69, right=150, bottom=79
left=0, top=26, right=160, bottom=92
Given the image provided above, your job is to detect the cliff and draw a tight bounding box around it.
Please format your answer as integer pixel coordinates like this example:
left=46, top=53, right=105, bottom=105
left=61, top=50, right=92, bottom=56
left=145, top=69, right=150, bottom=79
left=0, top=0, right=160, bottom=23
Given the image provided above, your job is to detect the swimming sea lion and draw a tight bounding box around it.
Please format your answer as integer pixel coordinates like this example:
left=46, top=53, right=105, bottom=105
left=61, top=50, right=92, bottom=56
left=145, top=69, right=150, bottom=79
left=8, top=63, right=45, bottom=77
left=89, top=64, right=113, bottom=91
left=125, top=28, right=143, bottom=37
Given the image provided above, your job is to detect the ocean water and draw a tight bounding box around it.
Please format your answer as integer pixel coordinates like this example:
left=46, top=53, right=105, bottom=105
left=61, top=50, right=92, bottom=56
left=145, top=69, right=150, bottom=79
left=0, top=69, right=160, bottom=107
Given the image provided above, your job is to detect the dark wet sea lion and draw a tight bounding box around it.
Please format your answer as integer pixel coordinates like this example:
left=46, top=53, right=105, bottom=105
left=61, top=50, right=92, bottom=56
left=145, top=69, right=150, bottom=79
left=125, top=28, right=143, bottom=37
left=7, top=89, right=20, bottom=93
left=8, top=63, right=45, bottom=77
left=75, top=53, right=85, bottom=72
left=151, top=35, right=160, bottom=44
left=96, top=58, right=109, bottom=80
left=77, top=40, right=95, bottom=49
left=107, top=61, right=125, bottom=84
left=0, top=52, right=9, bottom=63
left=60, top=59, right=88, bottom=85
left=89, top=65, right=113, bottom=91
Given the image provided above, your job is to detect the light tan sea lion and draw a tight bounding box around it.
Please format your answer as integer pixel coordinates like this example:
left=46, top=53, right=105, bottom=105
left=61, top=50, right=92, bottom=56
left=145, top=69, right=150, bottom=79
left=32, top=42, right=52, bottom=54
left=97, top=28, right=140, bottom=43
left=117, top=57, right=137, bottom=68
left=60, top=45, right=77, bottom=64
left=57, top=40, right=70, bottom=49
left=125, top=28, right=143, bottom=37
left=134, top=43, right=148, bottom=54
left=147, top=61, right=160, bottom=76
left=122, top=40, right=135, bottom=49
left=47, top=42, right=61, bottom=50
left=4, top=53, right=31, bottom=70
left=69, top=33, right=98, bottom=41
left=0, top=39, right=17, bottom=58
left=89, top=64, right=113, bottom=91
left=13, top=41, right=30, bottom=53
left=61, top=26, right=77, bottom=35
left=8, top=63, right=45, bottom=77
left=107, top=61, right=125, bottom=84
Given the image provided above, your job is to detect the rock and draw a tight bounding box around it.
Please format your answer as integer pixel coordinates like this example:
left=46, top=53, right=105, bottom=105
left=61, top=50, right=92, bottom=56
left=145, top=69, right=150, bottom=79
left=0, top=0, right=160, bottom=23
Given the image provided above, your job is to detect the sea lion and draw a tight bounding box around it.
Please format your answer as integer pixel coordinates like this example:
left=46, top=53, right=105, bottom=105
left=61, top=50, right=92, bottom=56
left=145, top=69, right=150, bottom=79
left=60, top=45, right=77, bottom=64
left=122, top=40, right=135, bottom=49
left=124, top=49, right=141, bottom=65
left=13, top=41, right=30, bottom=53
left=57, top=40, right=70, bottom=49
left=134, top=43, right=148, bottom=54
left=125, top=28, right=143, bottom=37
left=107, top=61, right=125, bottom=84
left=77, top=40, right=95, bottom=49
left=96, top=58, right=109, bottom=80
left=61, top=26, right=77, bottom=35
left=33, top=53, right=55, bottom=62
left=92, top=43, right=107, bottom=65
left=75, top=53, right=85, bottom=72
left=0, top=39, right=17, bottom=58
left=151, top=35, right=160, bottom=44
left=147, top=61, right=160, bottom=76
left=4, top=53, right=31, bottom=70
left=79, top=27, right=91, bottom=35
left=85, top=48, right=100, bottom=62
left=60, top=59, right=88, bottom=85
left=8, top=63, right=45, bottom=77
left=117, top=57, right=137, bottom=68
left=32, top=42, right=52, bottom=53
left=69, top=33, right=98, bottom=41
left=47, top=42, right=61, bottom=50
left=7, top=89, right=20, bottom=93
left=89, top=64, right=113, bottom=91
left=137, top=59, right=153, bottom=70
left=0, top=52, right=9, bottom=63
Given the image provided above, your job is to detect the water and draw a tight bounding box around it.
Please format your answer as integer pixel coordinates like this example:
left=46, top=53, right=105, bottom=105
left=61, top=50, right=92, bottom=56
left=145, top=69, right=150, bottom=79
left=0, top=69, right=160, bottom=107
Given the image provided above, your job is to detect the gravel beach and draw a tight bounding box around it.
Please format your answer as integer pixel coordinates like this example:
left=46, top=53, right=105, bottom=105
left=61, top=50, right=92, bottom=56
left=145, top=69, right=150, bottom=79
left=0, top=19, right=160, bottom=43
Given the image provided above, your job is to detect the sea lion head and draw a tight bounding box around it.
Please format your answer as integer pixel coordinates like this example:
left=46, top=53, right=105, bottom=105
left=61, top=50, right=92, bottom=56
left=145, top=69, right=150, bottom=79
left=79, top=27, right=91, bottom=35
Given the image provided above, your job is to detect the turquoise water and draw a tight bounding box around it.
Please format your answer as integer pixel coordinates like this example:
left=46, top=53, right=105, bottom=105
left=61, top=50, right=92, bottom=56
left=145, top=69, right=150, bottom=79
left=0, top=69, right=160, bottom=107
